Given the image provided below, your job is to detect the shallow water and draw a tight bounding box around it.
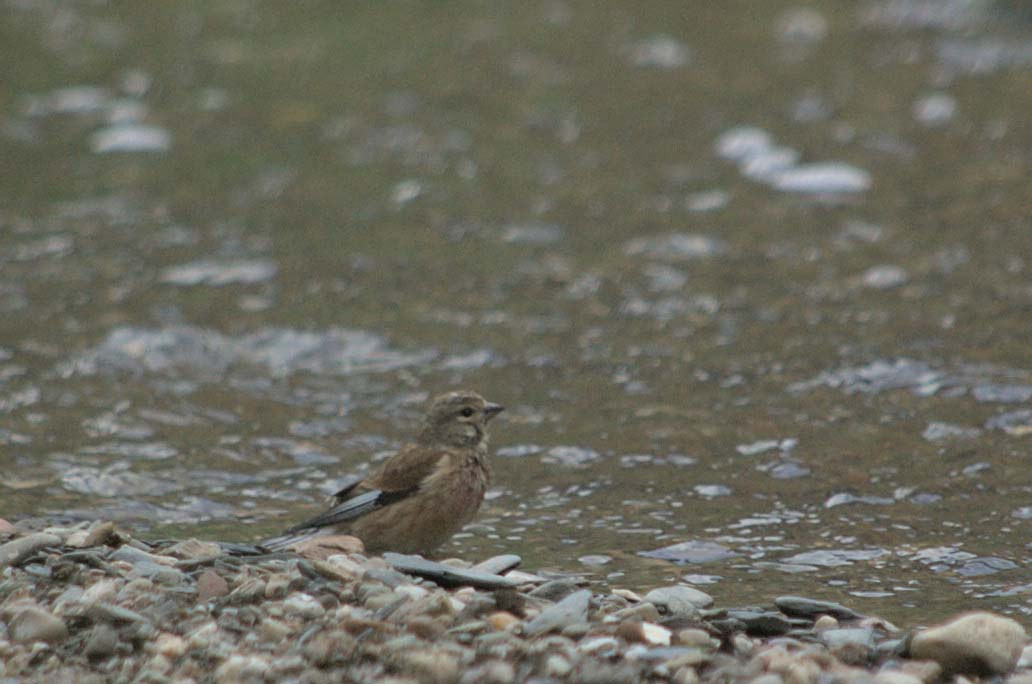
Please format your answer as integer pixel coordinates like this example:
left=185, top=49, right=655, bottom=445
left=2, top=1, right=1032, bottom=623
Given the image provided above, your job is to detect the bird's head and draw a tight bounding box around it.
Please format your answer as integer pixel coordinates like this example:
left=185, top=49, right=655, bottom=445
left=419, top=390, right=504, bottom=448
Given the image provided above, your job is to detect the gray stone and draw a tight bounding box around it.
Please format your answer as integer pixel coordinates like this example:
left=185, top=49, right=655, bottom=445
left=775, top=595, right=862, bottom=620
left=109, top=545, right=176, bottom=566
left=471, top=554, right=522, bottom=576
left=0, top=533, right=61, bottom=568
left=87, top=602, right=149, bottom=624
left=524, top=589, right=591, bottom=636
left=639, top=540, right=738, bottom=564
left=383, top=553, right=519, bottom=590
left=645, top=586, right=713, bottom=617
left=10, top=606, right=68, bottom=643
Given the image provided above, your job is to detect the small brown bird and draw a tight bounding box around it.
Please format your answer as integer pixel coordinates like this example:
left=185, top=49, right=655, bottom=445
left=265, top=390, right=504, bottom=555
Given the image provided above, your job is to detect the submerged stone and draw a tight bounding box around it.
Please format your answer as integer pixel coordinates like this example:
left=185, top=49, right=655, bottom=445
left=640, top=541, right=738, bottom=564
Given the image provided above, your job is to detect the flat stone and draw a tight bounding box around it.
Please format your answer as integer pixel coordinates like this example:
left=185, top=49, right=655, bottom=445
left=776, top=596, right=862, bottom=620
left=383, top=553, right=519, bottom=590
left=503, top=569, right=547, bottom=584
left=471, top=554, right=522, bottom=576
left=524, top=589, right=591, bottom=636
left=0, top=532, right=61, bottom=568
left=110, top=545, right=177, bottom=566
left=87, top=602, right=149, bottom=624
left=909, top=611, right=1027, bottom=675
left=639, top=540, right=738, bottom=564
left=10, top=606, right=68, bottom=643
left=164, top=538, right=222, bottom=559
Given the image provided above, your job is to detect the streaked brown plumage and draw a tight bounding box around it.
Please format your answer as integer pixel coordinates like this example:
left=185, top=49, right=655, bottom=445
left=265, top=390, right=504, bottom=555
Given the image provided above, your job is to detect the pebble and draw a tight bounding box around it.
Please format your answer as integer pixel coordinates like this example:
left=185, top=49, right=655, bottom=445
left=899, top=659, right=942, bottom=683
left=9, top=606, right=68, bottom=643
left=90, top=123, right=171, bottom=154
left=258, top=617, right=292, bottom=642
left=83, top=624, right=120, bottom=658
left=642, top=622, right=673, bottom=646
left=487, top=611, right=521, bottom=631
left=214, top=654, right=270, bottom=684
left=874, top=671, right=924, bottom=684
left=908, top=611, right=1027, bottom=675
left=814, top=615, right=839, bottom=632
left=542, top=653, right=572, bottom=676
left=674, top=629, right=718, bottom=649
left=673, top=666, right=701, bottom=684
left=129, top=560, right=185, bottom=585
left=524, top=589, right=591, bottom=636
left=722, top=609, right=795, bottom=636
left=528, top=578, right=581, bottom=602
left=0, top=533, right=61, bottom=568
left=821, top=627, right=876, bottom=665
left=862, top=265, right=908, bottom=289
left=768, top=162, right=871, bottom=194
left=67, top=521, right=117, bottom=548
left=280, top=594, right=324, bottom=619
left=391, top=648, right=460, bottom=684
left=500, top=569, right=546, bottom=584
left=613, top=588, right=642, bottom=602
left=110, top=546, right=176, bottom=567
left=580, top=636, right=621, bottom=655
left=150, top=633, right=186, bottom=658
left=645, top=585, right=714, bottom=616
left=464, top=660, right=515, bottom=684
left=164, top=538, right=222, bottom=559
left=608, top=601, right=662, bottom=623
left=227, top=577, right=267, bottom=604
left=196, top=569, right=230, bottom=601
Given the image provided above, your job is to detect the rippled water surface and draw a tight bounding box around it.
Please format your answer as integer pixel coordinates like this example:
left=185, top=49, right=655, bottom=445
left=2, top=1, right=1032, bottom=623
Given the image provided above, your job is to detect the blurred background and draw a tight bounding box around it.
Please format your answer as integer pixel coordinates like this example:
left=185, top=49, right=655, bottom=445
left=1, top=1, right=1031, bottom=621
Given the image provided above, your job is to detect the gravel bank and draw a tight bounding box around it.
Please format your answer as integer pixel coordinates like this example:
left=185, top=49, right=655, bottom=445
left=0, top=520, right=1028, bottom=683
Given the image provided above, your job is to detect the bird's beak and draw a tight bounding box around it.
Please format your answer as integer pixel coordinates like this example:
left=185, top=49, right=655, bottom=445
left=484, top=403, right=505, bottom=421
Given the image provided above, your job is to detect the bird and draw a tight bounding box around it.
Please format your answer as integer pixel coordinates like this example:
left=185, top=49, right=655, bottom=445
left=263, top=390, right=504, bottom=556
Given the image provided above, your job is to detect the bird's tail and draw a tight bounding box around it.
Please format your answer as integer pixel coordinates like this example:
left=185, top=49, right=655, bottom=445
left=258, top=529, right=324, bottom=552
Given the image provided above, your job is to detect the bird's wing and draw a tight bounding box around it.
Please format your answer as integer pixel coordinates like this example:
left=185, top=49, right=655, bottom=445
left=365, top=442, right=450, bottom=492
left=330, top=474, right=365, bottom=503
left=281, top=488, right=412, bottom=534
left=282, top=444, right=448, bottom=534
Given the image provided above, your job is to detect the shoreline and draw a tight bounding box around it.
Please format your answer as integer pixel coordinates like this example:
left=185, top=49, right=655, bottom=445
left=0, top=520, right=1028, bottom=683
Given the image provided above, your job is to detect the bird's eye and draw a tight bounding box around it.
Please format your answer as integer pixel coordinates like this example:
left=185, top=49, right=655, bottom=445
left=460, top=407, right=474, bottom=417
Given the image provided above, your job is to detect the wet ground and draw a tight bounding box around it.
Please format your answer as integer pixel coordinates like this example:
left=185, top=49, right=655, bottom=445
left=1, top=1, right=1031, bottom=624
